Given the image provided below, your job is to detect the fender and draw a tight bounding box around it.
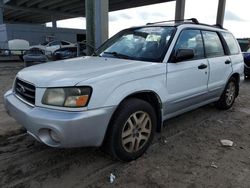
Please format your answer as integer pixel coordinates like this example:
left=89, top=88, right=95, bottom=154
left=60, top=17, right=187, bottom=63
left=103, top=75, right=167, bottom=107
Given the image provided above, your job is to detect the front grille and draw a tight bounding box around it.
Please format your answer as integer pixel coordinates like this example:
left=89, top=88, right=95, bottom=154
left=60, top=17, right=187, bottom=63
left=15, top=78, right=36, bottom=105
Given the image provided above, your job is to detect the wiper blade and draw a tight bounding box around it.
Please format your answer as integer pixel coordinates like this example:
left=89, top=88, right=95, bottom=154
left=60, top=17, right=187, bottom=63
left=103, top=51, right=130, bottom=59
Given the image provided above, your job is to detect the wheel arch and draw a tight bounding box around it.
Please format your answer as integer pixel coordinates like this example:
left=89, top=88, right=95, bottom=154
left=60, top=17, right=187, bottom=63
left=102, top=90, right=163, bottom=146
left=123, top=91, right=163, bottom=132
left=230, top=73, right=240, bottom=97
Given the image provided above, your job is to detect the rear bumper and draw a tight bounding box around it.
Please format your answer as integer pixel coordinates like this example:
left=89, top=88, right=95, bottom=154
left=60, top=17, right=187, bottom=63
left=4, top=90, right=115, bottom=148
left=23, top=55, right=48, bottom=63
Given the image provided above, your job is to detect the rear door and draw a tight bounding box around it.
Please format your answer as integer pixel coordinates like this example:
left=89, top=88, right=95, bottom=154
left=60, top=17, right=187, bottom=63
left=166, top=29, right=209, bottom=114
left=202, top=30, right=233, bottom=95
left=221, top=32, right=243, bottom=75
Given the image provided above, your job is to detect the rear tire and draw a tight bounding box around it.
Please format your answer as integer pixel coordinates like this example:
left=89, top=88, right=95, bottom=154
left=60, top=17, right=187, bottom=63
left=104, top=98, right=157, bottom=162
left=216, top=77, right=237, bottom=110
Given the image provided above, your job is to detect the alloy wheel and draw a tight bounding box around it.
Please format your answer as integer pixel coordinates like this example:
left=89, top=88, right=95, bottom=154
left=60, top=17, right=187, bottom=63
left=121, top=111, right=152, bottom=153
left=225, top=81, right=236, bottom=106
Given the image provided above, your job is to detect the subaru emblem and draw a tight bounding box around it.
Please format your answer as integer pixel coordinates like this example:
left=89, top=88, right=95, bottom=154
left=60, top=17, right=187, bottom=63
left=20, top=85, right=26, bottom=93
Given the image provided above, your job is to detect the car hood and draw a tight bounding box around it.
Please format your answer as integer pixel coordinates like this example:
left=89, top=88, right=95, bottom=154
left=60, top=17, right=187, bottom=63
left=17, top=56, right=157, bottom=87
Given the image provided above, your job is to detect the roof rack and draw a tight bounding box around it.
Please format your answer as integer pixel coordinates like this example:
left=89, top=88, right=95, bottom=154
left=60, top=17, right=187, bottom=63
left=146, top=18, right=199, bottom=25
left=146, top=18, right=226, bottom=30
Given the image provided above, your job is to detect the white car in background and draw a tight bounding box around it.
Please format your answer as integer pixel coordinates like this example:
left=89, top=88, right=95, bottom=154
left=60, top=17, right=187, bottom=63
left=30, top=40, right=76, bottom=56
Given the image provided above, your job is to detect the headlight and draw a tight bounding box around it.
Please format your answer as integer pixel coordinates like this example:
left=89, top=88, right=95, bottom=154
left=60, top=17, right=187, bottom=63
left=42, top=87, right=92, bottom=108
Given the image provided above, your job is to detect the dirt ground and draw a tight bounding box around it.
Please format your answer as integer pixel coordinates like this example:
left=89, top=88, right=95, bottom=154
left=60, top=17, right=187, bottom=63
left=1, top=62, right=250, bottom=188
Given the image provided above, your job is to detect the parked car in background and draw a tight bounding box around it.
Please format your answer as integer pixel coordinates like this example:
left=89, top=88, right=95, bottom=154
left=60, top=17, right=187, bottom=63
left=52, top=45, right=86, bottom=61
left=4, top=19, right=244, bottom=161
left=30, top=40, right=75, bottom=57
left=23, top=48, right=48, bottom=67
left=243, top=53, right=250, bottom=78
left=52, top=47, right=77, bottom=60
left=237, top=38, right=250, bottom=78
left=24, top=42, right=86, bottom=65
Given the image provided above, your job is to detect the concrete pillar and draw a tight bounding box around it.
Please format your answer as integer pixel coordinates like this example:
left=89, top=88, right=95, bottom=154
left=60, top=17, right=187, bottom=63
left=0, top=0, right=3, bottom=25
left=85, top=0, right=109, bottom=55
left=175, top=0, right=185, bottom=21
left=216, top=0, right=226, bottom=26
left=52, top=16, right=57, bottom=28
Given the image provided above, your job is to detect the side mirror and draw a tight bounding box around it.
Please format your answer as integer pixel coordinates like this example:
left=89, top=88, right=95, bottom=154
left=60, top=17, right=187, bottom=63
left=173, top=48, right=194, bottom=63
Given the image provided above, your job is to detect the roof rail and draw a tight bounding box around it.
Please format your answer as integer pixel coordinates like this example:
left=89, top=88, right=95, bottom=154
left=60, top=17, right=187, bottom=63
left=212, top=24, right=223, bottom=29
left=196, top=23, right=226, bottom=30
left=146, top=18, right=199, bottom=25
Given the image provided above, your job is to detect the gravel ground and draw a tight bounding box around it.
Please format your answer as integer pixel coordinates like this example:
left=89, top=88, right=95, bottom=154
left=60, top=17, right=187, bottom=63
left=1, top=62, right=250, bottom=188
left=0, top=62, right=24, bottom=137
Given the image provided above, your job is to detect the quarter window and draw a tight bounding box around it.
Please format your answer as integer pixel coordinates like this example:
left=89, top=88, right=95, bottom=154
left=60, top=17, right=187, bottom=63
left=174, top=30, right=205, bottom=61
left=202, top=31, right=225, bottom=57
left=221, top=32, right=240, bottom=55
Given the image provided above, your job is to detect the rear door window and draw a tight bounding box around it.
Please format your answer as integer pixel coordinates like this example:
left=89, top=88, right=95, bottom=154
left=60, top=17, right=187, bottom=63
left=202, top=31, right=225, bottom=58
left=221, top=32, right=240, bottom=54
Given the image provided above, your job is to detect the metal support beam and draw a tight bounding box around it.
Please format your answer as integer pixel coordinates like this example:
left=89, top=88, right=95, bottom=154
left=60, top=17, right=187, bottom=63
left=4, top=5, right=81, bottom=18
left=49, top=0, right=80, bottom=10
left=86, top=0, right=109, bottom=55
left=216, top=0, right=226, bottom=26
left=17, top=0, right=30, bottom=6
left=175, top=0, right=185, bottom=21
left=26, top=0, right=43, bottom=8
left=60, top=3, right=84, bottom=12
left=38, top=0, right=64, bottom=9
left=0, top=0, right=3, bottom=24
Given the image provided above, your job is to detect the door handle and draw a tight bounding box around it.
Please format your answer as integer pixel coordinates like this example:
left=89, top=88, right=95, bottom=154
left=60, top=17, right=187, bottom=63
left=225, top=60, right=231, bottom=64
left=198, top=64, right=207, bottom=69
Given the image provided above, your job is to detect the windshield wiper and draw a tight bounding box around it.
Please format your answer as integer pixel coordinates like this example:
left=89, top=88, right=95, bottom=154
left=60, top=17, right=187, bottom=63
left=103, top=51, right=131, bottom=59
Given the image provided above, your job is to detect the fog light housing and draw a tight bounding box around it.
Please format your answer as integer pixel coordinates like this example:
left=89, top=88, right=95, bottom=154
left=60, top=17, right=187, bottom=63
left=49, top=130, right=60, bottom=143
left=38, top=128, right=61, bottom=147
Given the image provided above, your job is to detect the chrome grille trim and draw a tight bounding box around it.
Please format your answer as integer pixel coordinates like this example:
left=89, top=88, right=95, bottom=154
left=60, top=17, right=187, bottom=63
left=15, top=78, right=36, bottom=105
left=15, top=94, right=35, bottom=107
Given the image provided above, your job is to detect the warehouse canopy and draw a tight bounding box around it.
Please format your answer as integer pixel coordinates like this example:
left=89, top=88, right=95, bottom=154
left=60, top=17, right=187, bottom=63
left=1, top=0, right=227, bottom=54
left=3, top=0, right=174, bottom=23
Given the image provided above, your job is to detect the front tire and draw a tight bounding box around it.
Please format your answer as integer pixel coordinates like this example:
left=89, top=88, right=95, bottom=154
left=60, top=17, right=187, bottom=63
left=216, top=77, right=237, bottom=110
left=105, top=98, right=156, bottom=162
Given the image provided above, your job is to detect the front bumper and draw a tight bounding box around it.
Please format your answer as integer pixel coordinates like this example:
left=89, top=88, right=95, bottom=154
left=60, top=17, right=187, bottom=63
left=4, top=90, right=115, bottom=148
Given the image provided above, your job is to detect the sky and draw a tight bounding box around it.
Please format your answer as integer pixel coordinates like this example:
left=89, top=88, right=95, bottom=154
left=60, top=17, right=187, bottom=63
left=47, top=0, right=250, bottom=38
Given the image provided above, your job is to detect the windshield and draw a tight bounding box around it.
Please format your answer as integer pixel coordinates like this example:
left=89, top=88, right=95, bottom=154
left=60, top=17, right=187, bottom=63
left=96, top=26, right=175, bottom=62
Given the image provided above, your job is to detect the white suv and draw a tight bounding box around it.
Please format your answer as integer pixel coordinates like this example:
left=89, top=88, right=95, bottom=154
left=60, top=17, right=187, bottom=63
left=4, top=19, right=244, bottom=161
